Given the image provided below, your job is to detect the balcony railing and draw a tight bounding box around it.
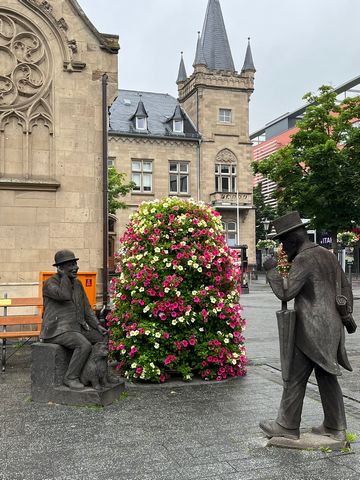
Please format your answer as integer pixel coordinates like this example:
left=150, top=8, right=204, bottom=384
left=209, top=192, right=252, bottom=208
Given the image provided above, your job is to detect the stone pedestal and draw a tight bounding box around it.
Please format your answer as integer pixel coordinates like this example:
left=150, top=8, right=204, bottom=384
left=31, top=343, right=125, bottom=406
left=267, top=432, right=349, bottom=451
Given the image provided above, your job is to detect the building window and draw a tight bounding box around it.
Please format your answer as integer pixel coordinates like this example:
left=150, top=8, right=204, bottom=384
left=219, top=108, right=232, bottom=123
left=132, top=160, right=152, bottom=193
left=215, top=164, right=236, bottom=192
left=169, top=161, right=189, bottom=194
left=108, top=156, right=115, bottom=167
left=136, top=117, right=147, bottom=130
left=222, top=221, right=237, bottom=247
left=173, top=119, right=184, bottom=133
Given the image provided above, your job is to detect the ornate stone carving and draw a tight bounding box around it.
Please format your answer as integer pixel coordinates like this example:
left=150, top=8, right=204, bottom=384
left=0, top=12, right=50, bottom=110
left=215, top=148, right=237, bottom=164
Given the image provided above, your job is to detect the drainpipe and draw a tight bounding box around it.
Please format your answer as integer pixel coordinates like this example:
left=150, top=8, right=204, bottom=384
left=196, top=88, right=201, bottom=201
left=101, top=74, right=109, bottom=312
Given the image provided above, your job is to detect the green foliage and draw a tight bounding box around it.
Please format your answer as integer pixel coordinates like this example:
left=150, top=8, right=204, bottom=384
left=108, top=166, right=135, bottom=215
left=253, top=184, right=276, bottom=242
left=346, top=432, right=358, bottom=443
left=256, top=239, right=276, bottom=250
left=252, top=85, right=360, bottom=244
left=337, top=231, right=359, bottom=247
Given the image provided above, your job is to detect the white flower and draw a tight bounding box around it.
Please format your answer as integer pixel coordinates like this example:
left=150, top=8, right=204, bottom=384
left=224, top=338, right=229, bottom=344
left=172, top=319, right=178, bottom=325
left=176, top=291, right=181, bottom=296
left=131, top=363, right=137, bottom=368
left=150, top=362, right=155, bottom=368
left=233, top=353, right=239, bottom=358
left=145, top=330, right=150, bottom=336
left=166, top=263, right=171, bottom=268
left=232, top=359, right=237, bottom=365
left=164, top=287, right=170, bottom=293
left=154, top=332, right=161, bottom=338
left=121, top=350, right=126, bottom=355
left=178, top=317, right=184, bottom=323
left=143, top=305, right=150, bottom=313
left=178, top=266, right=183, bottom=271
left=188, top=260, right=193, bottom=266
left=154, top=343, right=160, bottom=349
left=139, top=287, right=144, bottom=292
left=193, top=263, right=199, bottom=269
left=192, top=291, right=197, bottom=296
left=197, top=267, right=202, bottom=272
left=155, top=247, right=161, bottom=253
left=199, top=327, right=204, bottom=332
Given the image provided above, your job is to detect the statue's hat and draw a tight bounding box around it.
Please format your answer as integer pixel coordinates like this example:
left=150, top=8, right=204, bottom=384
left=53, top=250, right=79, bottom=266
left=272, top=212, right=310, bottom=239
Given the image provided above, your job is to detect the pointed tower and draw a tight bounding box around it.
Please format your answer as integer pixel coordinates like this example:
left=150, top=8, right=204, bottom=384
left=177, top=0, right=256, bottom=265
left=177, top=52, right=188, bottom=84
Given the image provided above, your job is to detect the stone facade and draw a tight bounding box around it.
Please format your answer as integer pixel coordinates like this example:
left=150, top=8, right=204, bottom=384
left=0, top=0, right=118, bottom=301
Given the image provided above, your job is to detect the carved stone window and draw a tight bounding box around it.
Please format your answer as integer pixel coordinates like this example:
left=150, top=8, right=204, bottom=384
left=215, top=149, right=238, bottom=193
left=0, top=9, right=57, bottom=190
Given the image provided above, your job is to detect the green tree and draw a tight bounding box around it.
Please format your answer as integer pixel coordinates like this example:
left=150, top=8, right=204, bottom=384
left=253, top=86, right=360, bottom=249
left=253, top=184, right=276, bottom=242
left=108, top=166, right=135, bottom=215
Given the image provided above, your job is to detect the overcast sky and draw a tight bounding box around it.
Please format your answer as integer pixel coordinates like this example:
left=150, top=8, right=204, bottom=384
left=79, top=0, right=360, bottom=133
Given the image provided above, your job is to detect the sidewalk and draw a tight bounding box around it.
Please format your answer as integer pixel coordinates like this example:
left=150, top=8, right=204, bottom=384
left=1, top=282, right=360, bottom=479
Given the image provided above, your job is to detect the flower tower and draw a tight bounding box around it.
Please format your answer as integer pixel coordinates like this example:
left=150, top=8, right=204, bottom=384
left=107, top=197, right=246, bottom=382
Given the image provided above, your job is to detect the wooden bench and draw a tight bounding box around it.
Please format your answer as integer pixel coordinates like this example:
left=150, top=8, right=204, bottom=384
left=0, top=296, right=43, bottom=372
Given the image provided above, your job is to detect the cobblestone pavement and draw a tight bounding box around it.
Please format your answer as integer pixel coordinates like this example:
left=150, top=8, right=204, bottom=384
left=1, top=278, right=360, bottom=479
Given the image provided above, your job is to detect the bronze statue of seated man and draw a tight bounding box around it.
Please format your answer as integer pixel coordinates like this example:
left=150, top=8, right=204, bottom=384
left=40, top=250, right=108, bottom=390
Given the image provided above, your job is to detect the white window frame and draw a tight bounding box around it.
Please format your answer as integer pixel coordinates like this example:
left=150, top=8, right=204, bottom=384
left=169, top=161, right=189, bottom=195
left=222, top=221, right=237, bottom=247
left=173, top=119, right=184, bottom=133
left=132, top=160, right=153, bottom=193
left=219, top=108, right=232, bottom=123
left=215, top=163, right=237, bottom=192
left=136, top=116, right=147, bottom=131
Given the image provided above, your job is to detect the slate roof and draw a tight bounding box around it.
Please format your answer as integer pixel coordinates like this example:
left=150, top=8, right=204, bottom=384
left=242, top=38, right=256, bottom=72
left=109, top=90, right=200, bottom=139
left=199, top=0, right=235, bottom=71
left=177, top=53, right=188, bottom=83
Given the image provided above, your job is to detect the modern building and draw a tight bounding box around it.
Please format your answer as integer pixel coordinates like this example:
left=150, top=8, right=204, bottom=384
left=109, top=0, right=257, bottom=265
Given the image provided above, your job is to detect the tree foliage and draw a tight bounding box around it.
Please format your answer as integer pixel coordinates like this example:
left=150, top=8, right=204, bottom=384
left=253, top=86, right=360, bottom=247
left=108, top=166, right=135, bottom=214
left=253, top=184, right=276, bottom=242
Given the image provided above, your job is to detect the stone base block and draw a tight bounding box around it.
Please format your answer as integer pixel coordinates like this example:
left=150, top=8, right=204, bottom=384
left=267, top=432, right=349, bottom=451
left=31, top=342, right=125, bottom=406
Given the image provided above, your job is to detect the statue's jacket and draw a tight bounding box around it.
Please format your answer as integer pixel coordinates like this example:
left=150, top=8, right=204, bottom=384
left=267, top=243, right=352, bottom=375
left=41, top=274, right=99, bottom=340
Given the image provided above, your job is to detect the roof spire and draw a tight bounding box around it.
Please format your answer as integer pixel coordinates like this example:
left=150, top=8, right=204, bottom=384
left=193, top=31, right=207, bottom=67
left=241, top=37, right=256, bottom=73
left=199, top=0, right=235, bottom=71
left=177, top=51, right=188, bottom=83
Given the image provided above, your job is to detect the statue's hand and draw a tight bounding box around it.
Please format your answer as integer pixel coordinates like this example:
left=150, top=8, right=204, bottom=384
left=97, top=324, right=108, bottom=335
left=263, top=257, right=277, bottom=271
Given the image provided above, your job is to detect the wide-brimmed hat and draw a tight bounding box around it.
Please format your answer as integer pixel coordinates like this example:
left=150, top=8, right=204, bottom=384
left=272, top=212, right=310, bottom=239
left=53, top=250, right=79, bottom=266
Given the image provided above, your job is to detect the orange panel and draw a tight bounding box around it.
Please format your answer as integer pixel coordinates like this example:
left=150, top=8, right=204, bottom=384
left=39, top=272, right=97, bottom=312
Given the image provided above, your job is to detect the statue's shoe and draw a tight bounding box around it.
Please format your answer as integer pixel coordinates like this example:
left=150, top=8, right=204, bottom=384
left=63, top=378, right=85, bottom=390
left=259, top=420, right=300, bottom=440
left=311, top=424, right=346, bottom=441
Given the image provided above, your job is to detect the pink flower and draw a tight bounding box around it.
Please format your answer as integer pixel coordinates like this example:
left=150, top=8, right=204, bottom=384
left=135, top=367, right=142, bottom=374
left=163, top=332, right=170, bottom=339
left=159, top=375, right=166, bottom=382
left=189, top=337, right=196, bottom=346
left=182, top=340, right=188, bottom=348
left=207, top=356, right=213, bottom=363
left=194, top=296, right=200, bottom=303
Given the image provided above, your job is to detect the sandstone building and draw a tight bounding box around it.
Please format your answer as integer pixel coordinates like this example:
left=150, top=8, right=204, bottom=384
left=109, top=0, right=256, bottom=265
left=0, top=0, right=118, bottom=300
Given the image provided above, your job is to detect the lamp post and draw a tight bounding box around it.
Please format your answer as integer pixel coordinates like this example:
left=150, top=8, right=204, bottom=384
left=263, top=218, right=270, bottom=241
left=262, top=218, right=270, bottom=283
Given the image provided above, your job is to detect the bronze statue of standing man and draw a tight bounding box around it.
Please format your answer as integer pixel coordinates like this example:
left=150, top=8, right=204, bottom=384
left=259, top=212, right=354, bottom=442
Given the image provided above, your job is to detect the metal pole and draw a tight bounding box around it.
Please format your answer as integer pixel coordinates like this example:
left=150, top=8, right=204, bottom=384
left=236, top=190, right=240, bottom=245
left=102, top=74, right=109, bottom=309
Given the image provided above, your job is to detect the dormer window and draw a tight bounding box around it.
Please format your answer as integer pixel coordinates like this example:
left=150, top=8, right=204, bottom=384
left=136, top=116, right=147, bottom=130
left=173, top=119, right=183, bottom=133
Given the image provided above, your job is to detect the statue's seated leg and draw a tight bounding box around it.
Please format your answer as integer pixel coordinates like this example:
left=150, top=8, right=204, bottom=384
left=45, top=332, right=92, bottom=390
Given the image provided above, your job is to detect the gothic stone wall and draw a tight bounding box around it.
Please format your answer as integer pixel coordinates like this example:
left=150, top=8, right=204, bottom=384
left=0, top=0, right=118, bottom=300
